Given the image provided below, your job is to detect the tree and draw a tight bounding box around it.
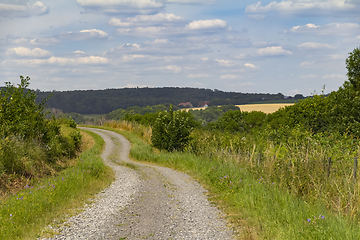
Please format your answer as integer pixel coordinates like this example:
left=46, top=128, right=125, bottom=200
left=151, top=105, right=192, bottom=152
left=0, top=76, right=55, bottom=141
left=346, top=47, right=360, bottom=90
left=208, top=110, right=244, bottom=132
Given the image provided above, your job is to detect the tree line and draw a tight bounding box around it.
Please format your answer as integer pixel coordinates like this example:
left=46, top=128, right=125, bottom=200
left=34, top=87, right=294, bottom=114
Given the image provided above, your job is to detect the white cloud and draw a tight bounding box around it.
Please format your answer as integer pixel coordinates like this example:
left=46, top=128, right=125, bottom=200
left=215, top=59, right=236, bottom=67
left=298, top=42, right=334, bottom=50
left=61, top=29, right=109, bottom=40
left=245, top=0, right=356, bottom=14
left=108, top=18, right=133, bottom=27
left=73, top=50, right=85, bottom=54
left=287, top=22, right=360, bottom=35
left=76, top=0, right=163, bottom=15
left=2, top=56, right=109, bottom=66
left=161, top=0, right=216, bottom=3
left=108, top=13, right=184, bottom=27
left=220, top=74, right=242, bottom=79
left=9, top=37, right=60, bottom=46
left=186, top=19, right=227, bottom=30
left=113, top=17, right=229, bottom=38
left=244, top=63, right=260, bottom=69
left=116, top=26, right=167, bottom=37
left=253, top=41, right=269, bottom=47
left=322, top=74, right=345, bottom=79
left=187, top=73, right=210, bottom=78
left=80, top=29, right=108, bottom=38
left=300, top=74, right=317, bottom=79
left=6, top=47, right=51, bottom=57
left=0, top=1, right=49, bottom=18
left=106, top=40, right=211, bottom=56
left=235, top=54, right=247, bottom=59
left=146, top=65, right=182, bottom=74
left=121, top=54, right=182, bottom=62
left=300, top=61, right=315, bottom=67
left=122, top=54, right=146, bottom=62
left=328, top=54, right=344, bottom=60
left=165, top=65, right=181, bottom=73
left=257, top=46, right=291, bottom=56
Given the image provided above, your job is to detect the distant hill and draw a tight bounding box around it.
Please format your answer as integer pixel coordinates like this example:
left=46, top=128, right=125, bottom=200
left=35, top=87, right=301, bottom=114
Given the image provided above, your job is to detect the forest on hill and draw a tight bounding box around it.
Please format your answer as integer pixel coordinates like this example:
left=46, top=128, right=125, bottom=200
left=34, top=87, right=301, bottom=114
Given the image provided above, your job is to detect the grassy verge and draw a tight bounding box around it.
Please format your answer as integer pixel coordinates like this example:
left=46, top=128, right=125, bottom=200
left=0, top=129, right=114, bottom=239
left=97, top=125, right=360, bottom=239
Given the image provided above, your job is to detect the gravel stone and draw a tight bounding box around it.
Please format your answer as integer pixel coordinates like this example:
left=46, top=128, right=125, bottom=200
left=41, top=128, right=235, bottom=239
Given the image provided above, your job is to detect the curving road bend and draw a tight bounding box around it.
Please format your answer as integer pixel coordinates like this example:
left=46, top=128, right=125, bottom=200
left=42, top=128, right=235, bottom=240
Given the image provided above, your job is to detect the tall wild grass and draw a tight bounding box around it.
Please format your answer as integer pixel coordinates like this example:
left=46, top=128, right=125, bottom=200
left=100, top=121, right=360, bottom=239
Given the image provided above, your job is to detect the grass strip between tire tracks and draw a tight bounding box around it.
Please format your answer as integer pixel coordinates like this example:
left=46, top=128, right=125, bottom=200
left=0, top=129, right=114, bottom=240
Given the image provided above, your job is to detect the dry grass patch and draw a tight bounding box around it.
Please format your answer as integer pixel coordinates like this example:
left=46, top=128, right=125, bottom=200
left=80, top=130, right=95, bottom=152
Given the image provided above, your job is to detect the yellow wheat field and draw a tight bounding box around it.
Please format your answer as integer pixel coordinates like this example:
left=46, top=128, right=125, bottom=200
left=236, top=103, right=294, bottom=114
left=185, top=103, right=294, bottom=114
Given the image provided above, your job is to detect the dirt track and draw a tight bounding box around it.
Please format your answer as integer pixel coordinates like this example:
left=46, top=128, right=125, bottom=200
left=43, top=128, right=234, bottom=239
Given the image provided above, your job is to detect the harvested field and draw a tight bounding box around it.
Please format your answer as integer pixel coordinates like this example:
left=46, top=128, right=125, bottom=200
left=185, top=103, right=294, bottom=114
left=236, top=103, right=294, bottom=114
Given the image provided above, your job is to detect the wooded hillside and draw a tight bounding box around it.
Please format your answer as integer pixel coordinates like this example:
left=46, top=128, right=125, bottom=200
left=35, top=87, right=295, bottom=114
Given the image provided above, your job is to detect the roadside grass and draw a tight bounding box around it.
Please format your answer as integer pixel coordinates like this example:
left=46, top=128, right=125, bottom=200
left=0, top=129, right=114, bottom=240
left=98, top=125, right=360, bottom=239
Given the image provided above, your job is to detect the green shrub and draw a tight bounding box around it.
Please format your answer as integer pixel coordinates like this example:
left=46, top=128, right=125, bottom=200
left=151, top=105, right=192, bottom=152
left=0, top=76, right=82, bottom=175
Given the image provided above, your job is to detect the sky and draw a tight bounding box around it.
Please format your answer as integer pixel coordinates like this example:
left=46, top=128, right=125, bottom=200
left=0, top=0, right=359, bottom=96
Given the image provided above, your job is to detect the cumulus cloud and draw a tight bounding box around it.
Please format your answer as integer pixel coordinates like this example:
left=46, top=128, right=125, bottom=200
left=73, top=50, right=85, bottom=54
left=322, top=74, right=345, bottom=79
left=108, top=13, right=184, bottom=27
left=0, top=1, right=49, bottom=18
left=121, top=54, right=182, bottom=62
left=76, top=0, right=163, bottom=15
left=300, top=61, right=315, bottom=67
left=2, top=56, right=109, bottom=66
left=215, top=59, right=236, bottom=67
left=287, top=22, right=360, bottom=35
left=6, top=47, right=51, bottom=58
left=106, top=39, right=211, bottom=56
left=146, top=65, right=182, bottom=73
left=235, top=54, right=247, bottom=59
left=300, top=74, right=317, bottom=79
left=220, top=74, right=242, bottom=79
left=60, top=29, right=109, bottom=40
left=114, top=17, right=229, bottom=37
left=186, top=19, right=227, bottom=30
left=257, top=46, right=292, bottom=56
left=244, top=63, right=260, bottom=69
left=298, top=42, right=334, bottom=50
left=187, top=73, right=210, bottom=78
left=9, top=37, right=60, bottom=46
left=245, top=0, right=357, bottom=15
left=161, top=0, right=216, bottom=4
left=116, top=26, right=167, bottom=37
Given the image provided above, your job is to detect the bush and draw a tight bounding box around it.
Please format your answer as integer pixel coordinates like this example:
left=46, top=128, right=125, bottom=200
left=151, top=105, right=192, bottom=152
left=0, top=76, right=82, bottom=175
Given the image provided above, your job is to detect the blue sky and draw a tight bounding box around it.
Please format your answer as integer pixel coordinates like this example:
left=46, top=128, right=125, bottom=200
left=1, top=0, right=359, bottom=96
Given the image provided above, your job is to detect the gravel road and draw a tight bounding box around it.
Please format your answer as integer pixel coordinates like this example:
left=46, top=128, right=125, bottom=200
left=42, top=128, right=234, bottom=240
